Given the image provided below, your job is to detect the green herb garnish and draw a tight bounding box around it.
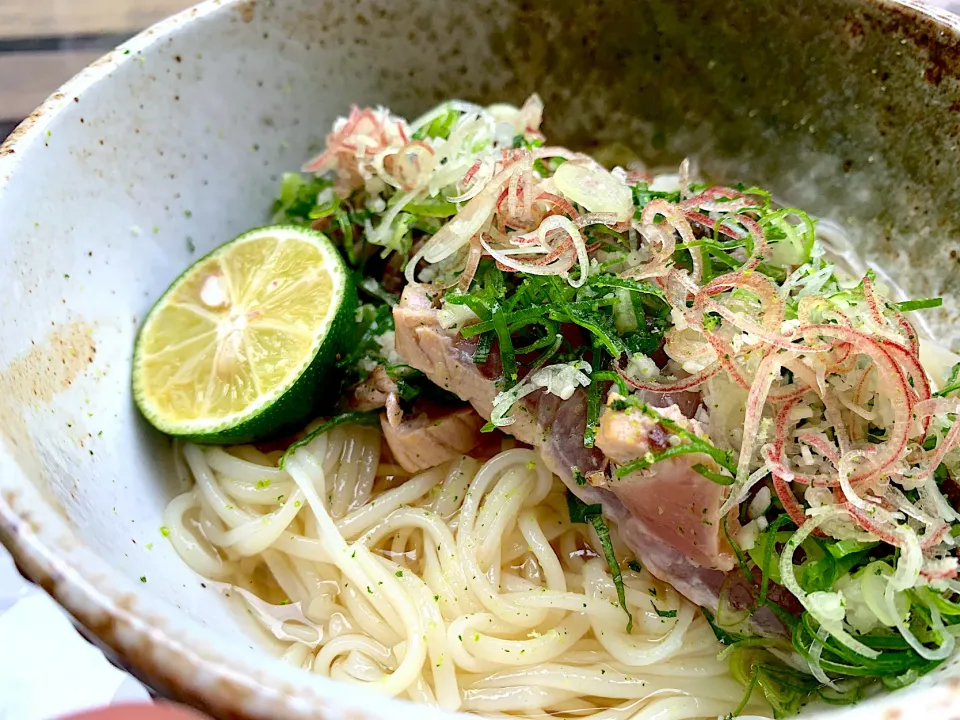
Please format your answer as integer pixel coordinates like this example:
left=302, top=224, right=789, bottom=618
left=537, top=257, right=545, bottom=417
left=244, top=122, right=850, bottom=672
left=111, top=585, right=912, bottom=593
left=584, top=356, right=603, bottom=448
left=934, top=362, right=960, bottom=398
left=609, top=397, right=736, bottom=477
left=412, top=108, right=460, bottom=140
left=566, top=490, right=632, bottom=632
left=272, top=172, right=333, bottom=225
left=280, top=411, right=380, bottom=468
left=653, top=604, right=678, bottom=618
left=893, top=297, right=943, bottom=312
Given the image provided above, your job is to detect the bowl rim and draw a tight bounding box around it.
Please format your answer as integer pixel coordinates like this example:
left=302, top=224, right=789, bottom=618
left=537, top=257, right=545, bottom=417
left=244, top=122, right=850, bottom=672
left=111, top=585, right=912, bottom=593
left=2, top=0, right=960, bottom=718
left=0, top=1, right=220, bottom=187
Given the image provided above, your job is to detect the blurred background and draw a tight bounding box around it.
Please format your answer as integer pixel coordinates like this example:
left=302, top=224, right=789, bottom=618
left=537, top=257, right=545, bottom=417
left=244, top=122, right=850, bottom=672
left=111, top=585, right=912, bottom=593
left=0, top=0, right=194, bottom=139
left=4, top=0, right=960, bottom=140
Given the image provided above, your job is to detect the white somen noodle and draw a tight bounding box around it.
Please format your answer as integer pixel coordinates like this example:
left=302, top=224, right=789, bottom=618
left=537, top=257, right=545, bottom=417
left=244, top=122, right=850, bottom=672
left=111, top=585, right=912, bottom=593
left=164, top=425, right=767, bottom=718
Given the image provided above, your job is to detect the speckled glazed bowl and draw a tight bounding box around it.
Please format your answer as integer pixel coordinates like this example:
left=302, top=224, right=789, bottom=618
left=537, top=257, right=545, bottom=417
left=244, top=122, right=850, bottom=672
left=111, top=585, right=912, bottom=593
left=1, top=0, right=960, bottom=718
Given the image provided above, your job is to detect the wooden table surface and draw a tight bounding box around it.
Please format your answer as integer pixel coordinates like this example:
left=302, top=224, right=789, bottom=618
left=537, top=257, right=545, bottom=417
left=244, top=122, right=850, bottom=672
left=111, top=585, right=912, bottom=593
left=0, top=0, right=194, bottom=137
left=2, top=0, right=960, bottom=139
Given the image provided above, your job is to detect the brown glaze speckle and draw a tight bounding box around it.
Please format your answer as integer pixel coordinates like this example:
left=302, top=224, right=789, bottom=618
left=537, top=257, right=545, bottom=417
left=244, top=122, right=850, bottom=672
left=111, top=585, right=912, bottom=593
left=0, top=323, right=96, bottom=510
left=237, top=0, right=257, bottom=24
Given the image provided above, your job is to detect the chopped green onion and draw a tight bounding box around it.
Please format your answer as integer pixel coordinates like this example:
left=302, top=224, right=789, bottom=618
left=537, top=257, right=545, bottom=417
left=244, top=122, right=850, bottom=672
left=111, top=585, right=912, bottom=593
left=731, top=665, right=761, bottom=718
left=405, top=199, right=458, bottom=217
left=758, top=515, right=792, bottom=605
left=631, top=183, right=681, bottom=209
left=759, top=207, right=816, bottom=261
left=412, top=108, right=459, bottom=140
left=934, top=362, right=960, bottom=398
left=824, top=538, right=880, bottom=559
left=894, top=297, right=943, bottom=312
left=272, top=173, right=334, bottom=225
left=692, top=463, right=736, bottom=486
left=918, top=587, right=960, bottom=617
left=591, top=370, right=629, bottom=396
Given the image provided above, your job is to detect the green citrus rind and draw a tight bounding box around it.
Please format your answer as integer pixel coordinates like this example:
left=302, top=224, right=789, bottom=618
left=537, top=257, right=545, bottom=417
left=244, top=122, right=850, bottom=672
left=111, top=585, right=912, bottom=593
left=132, top=224, right=356, bottom=444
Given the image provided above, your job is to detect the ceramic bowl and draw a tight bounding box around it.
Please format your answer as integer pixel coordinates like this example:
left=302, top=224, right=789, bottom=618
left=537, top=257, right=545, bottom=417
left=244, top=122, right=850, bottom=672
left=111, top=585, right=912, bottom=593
left=1, top=0, right=960, bottom=717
